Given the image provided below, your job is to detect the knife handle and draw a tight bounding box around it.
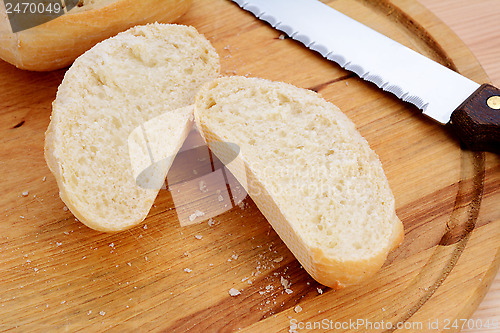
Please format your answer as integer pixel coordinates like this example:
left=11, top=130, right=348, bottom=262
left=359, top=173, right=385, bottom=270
left=449, top=84, right=500, bottom=153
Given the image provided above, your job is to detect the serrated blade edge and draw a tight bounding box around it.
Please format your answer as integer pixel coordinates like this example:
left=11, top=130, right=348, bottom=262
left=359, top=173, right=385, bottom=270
left=233, top=0, right=480, bottom=124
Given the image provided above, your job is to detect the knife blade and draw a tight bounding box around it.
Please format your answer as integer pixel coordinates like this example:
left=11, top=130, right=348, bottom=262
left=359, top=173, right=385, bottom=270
left=232, top=0, right=500, bottom=153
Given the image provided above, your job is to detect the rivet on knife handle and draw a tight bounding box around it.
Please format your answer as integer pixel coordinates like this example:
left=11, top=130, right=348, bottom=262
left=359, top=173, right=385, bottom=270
left=449, top=84, right=500, bottom=153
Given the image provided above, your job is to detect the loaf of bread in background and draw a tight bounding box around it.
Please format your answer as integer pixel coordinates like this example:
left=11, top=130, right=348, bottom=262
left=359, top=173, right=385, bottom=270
left=194, top=76, right=404, bottom=288
left=44, top=23, right=220, bottom=232
left=0, top=0, right=192, bottom=71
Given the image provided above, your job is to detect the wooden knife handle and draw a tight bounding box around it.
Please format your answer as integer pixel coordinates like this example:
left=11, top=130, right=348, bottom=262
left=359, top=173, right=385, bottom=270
left=449, top=83, right=500, bottom=153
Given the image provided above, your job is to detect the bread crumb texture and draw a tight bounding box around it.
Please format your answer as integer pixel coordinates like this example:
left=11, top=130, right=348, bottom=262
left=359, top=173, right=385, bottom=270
left=228, top=288, right=241, bottom=296
left=195, top=76, right=402, bottom=267
left=45, top=23, right=220, bottom=231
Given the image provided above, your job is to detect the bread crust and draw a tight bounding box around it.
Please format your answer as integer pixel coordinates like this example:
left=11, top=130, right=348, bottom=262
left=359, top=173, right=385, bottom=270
left=0, top=0, right=192, bottom=71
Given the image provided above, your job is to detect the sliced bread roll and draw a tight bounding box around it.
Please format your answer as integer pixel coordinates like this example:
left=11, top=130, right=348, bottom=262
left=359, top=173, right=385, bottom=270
left=194, top=76, right=404, bottom=288
left=44, top=23, right=220, bottom=232
left=0, top=0, right=192, bottom=71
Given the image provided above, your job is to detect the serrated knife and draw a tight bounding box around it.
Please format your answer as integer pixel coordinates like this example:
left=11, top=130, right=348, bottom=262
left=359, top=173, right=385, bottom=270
left=232, top=0, right=500, bottom=153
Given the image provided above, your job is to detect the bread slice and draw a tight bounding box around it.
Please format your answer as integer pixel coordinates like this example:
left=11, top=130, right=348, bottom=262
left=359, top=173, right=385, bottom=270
left=194, top=76, right=404, bottom=288
left=44, top=23, right=220, bottom=232
left=0, top=0, right=192, bottom=71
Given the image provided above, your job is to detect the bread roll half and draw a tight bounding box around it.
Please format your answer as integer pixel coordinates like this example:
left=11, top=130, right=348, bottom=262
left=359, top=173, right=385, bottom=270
left=194, top=76, right=404, bottom=288
left=0, top=0, right=192, bottom=71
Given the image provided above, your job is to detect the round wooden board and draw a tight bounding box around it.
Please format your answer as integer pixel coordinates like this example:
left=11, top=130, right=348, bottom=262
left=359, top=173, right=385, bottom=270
left=0, top=0, right=499, bottom=332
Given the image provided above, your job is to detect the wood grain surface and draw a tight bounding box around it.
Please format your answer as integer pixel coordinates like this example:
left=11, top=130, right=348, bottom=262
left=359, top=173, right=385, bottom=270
left=418, top=1, right=500, bottom=331
left=0, top=0, right=499, bottom=332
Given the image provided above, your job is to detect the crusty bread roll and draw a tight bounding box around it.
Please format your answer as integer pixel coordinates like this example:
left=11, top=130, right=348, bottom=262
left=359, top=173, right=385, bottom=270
left=194, top=76, right=404, bottom=288
left=0, top=0, right=192, bottom=71
left=44, top=23, right=220, bottom=232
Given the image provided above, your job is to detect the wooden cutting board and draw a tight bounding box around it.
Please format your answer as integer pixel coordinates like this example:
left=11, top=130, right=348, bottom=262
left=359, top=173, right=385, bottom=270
left=1, top=0, right=499, bottom=332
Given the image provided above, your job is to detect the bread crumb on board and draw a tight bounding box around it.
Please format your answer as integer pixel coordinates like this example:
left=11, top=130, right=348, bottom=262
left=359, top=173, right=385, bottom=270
left=281, top=276, right=291, bottom=290
left=189, top=210, right=205, bottom=222
left=199, top=180, right=208, bottom=193
left=229, top=288, right=241, bottom=296
left=294, top=305, right=302, bottom=313
left=21, top=191, right=29, bottom=197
